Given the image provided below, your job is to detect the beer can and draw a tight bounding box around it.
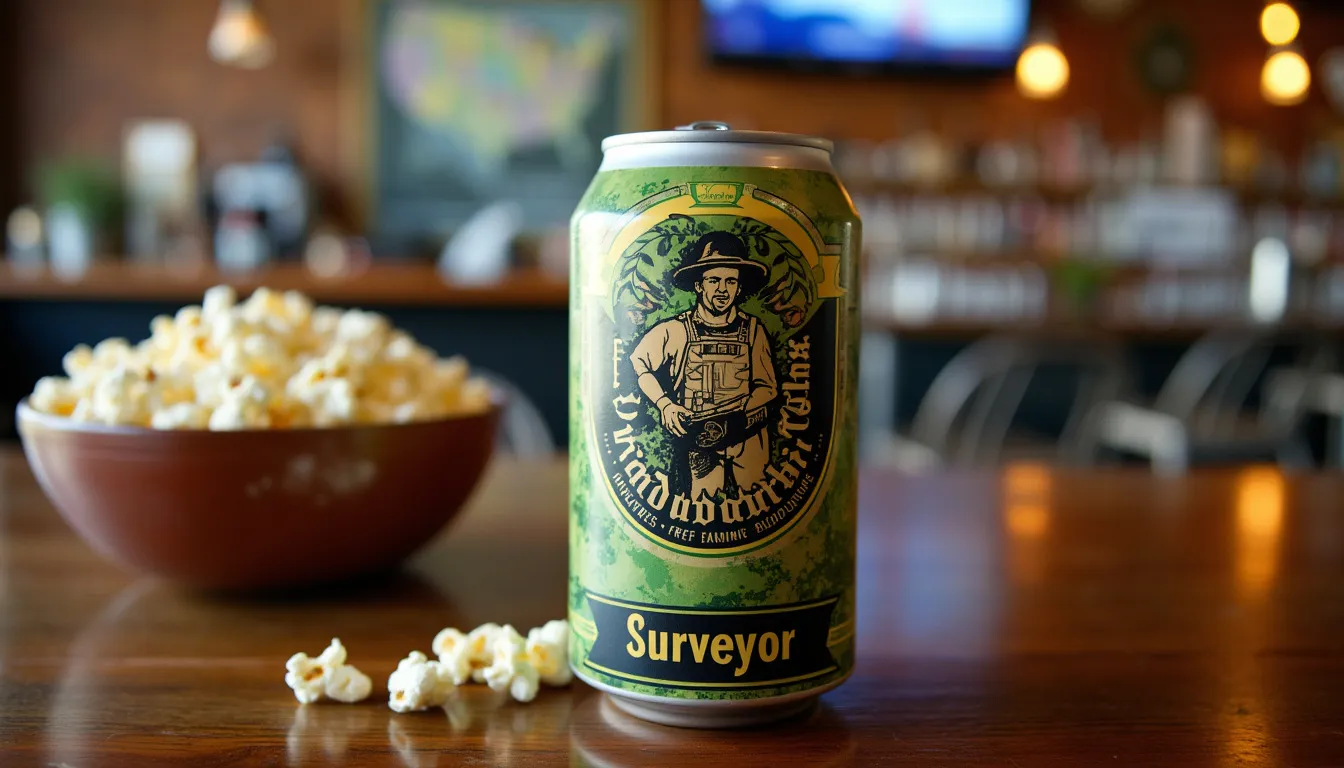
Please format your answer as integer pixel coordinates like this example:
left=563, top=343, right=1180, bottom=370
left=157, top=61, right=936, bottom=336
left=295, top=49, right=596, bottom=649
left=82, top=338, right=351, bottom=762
left=569, top=122, right=860, bottom=728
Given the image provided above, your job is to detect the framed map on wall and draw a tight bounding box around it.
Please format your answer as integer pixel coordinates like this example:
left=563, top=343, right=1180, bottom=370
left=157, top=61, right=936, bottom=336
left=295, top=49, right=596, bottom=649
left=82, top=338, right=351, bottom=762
left=368, top=0, right=653, bottom=247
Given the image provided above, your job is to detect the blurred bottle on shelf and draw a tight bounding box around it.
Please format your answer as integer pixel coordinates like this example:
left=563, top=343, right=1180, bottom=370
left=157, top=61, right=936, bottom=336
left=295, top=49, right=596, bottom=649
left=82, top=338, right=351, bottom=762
left=208, top=138, right=311, bottom=266
left=123, top=120, right=200, bottom=264
left=214, top=210, right=271, bottom=273
left=839, top=108, right=1344, bottom=331
left=5, top=206, right=43, bottom=270
left=1163, top=96, right=1217, bottom=187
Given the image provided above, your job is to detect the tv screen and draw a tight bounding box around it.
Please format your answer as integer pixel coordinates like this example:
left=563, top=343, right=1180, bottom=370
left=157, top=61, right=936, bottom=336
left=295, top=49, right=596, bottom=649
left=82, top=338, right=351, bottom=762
left=703, top=0, right=1031, bottom=72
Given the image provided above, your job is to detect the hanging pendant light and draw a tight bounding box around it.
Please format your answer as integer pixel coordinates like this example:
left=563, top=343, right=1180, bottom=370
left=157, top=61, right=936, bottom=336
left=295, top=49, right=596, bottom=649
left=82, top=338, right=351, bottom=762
left=1261, top=46, right=1311, bottom=106
left=1016, top=28, right=1070, bottom=100
left=209, top=0, right=275, bottom=69
left=1260, top=2, right=1300, bottom=46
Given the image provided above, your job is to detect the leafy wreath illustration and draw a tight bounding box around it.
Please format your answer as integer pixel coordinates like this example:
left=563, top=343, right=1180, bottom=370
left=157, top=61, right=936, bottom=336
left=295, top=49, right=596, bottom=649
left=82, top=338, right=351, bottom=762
left=610, top=213, right=821, bottom=345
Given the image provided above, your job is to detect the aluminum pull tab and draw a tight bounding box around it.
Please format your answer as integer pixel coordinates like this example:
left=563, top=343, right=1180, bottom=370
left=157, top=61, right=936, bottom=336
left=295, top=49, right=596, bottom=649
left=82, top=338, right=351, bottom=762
left=675, top=121, right=732, bottom=131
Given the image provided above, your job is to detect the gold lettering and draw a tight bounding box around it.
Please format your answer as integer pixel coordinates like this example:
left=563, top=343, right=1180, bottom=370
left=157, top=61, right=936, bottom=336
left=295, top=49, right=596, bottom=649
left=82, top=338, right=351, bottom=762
left=785, top=445, right=809, bottom=471
left=647, top=470, right=670, bottom=510
left=759, top=632, right=779, bottom=662
left=626, top=460, right=654, bottom=496
left=626, top=614, right=646, bottom=658
left=613, top=392, right=641, bottom=421
left=766, top=460, right=800, bottom=487
left=783, top=393, right=810, bottom=418
left=648, top=630, right=668, bottom=661
left=779, top=410, right=808, bottom=439
left=788, top=336, right=810, bottom=360
left=788, top=362, right=809, bottom=380
left=711, top=635, right=734, bottom=665
left=744, top=482, right=780, bottom=518
left=669, top=493, right=690, bottom=522
left=612, top=424, right=639, bottom=462
left=689, top=633, right=710, bottom=663
left=721, top=494, right=745, bottom=523
left=782, top=630, right=796, bottom=660
left=722, top=494, right=747, bottom=522
left=733, top=634, right=757, bottom=677
left=672, top=633, right=688, bottom=663
left=692, top=495, right=715, bottom=526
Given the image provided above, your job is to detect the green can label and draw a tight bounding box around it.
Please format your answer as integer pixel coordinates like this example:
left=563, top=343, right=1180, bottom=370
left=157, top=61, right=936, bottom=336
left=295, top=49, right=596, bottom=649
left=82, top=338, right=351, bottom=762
left=571, top=166, right=858, bottom=699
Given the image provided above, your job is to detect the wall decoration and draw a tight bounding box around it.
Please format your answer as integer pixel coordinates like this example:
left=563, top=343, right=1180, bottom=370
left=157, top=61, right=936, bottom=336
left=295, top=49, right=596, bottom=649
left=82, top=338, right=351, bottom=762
left=369, top=0, right=652, bottom=245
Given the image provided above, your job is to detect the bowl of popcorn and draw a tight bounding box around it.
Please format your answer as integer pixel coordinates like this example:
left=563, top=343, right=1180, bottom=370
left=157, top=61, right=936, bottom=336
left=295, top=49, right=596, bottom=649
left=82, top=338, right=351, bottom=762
left=17, top=286, right=501, bottom=589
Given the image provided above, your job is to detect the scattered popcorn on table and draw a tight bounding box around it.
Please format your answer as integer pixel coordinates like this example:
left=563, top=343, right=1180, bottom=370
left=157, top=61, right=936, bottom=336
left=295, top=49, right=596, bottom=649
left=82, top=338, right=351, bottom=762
left=284, top=638, right=372, bottom=705
left=25, top=286, right=492, bottom=429
left=431, top=627, right=474, bottom=686
left=483, top=625, right=540, bottom=703
left=427, top=620, right=571, bottom=705
left=526, top=620, right=573, bottom=687
left=279, top=621, right=570, bottom=712
left=387, top=651, right=456, bottom=713
left=464, top=623, right=504, bottom=683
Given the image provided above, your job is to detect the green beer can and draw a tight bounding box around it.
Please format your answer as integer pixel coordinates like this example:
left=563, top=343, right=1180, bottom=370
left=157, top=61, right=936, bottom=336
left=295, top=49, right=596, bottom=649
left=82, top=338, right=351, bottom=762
left=569, top=122, right=860, bottom=727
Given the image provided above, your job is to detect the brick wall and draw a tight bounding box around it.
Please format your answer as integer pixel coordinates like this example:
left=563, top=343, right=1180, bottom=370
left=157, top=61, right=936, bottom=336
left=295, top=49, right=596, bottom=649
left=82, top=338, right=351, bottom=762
left=3, top=0, right=1341, bottom=229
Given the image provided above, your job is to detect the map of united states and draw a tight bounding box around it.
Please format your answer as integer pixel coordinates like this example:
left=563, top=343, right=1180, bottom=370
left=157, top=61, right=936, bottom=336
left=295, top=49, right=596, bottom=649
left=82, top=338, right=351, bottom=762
left=382, top=4, right=619, bottom=184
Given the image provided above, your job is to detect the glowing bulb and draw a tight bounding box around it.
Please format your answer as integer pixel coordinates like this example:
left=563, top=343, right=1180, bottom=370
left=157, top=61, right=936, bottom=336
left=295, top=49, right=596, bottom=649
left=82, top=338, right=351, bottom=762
left=1260, top=3, right=1300, bottom=46
left=209, top=0, right=275, bottom=69
left=1016, top=43, right=1070, bottom=100
left=1261, top=49, right=1311, bottom=106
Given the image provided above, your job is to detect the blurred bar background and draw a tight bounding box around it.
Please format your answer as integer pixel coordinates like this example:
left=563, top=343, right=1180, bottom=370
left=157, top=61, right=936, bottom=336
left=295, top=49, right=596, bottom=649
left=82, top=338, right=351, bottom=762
left=3, top=0, right=1344, bottom=472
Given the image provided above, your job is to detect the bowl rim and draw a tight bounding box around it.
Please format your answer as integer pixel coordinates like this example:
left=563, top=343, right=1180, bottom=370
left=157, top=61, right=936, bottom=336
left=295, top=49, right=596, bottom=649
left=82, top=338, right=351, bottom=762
left=16, top=391, right=506, bottom=436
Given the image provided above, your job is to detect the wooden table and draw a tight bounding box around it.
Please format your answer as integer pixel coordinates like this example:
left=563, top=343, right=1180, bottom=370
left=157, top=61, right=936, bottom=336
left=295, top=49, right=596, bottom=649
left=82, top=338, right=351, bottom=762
left=2, top=449, right=1343, bottom=766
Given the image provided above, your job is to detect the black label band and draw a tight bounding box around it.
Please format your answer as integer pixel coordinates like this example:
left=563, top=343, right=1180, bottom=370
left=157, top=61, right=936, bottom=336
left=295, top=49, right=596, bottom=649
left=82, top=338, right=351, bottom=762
left=584, top=592, right=839, bottom=689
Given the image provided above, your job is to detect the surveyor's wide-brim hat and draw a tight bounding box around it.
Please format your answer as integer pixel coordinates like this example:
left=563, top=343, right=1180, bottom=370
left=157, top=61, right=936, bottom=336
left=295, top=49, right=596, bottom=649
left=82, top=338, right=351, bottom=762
left=672, top=252, right=769, bottom=294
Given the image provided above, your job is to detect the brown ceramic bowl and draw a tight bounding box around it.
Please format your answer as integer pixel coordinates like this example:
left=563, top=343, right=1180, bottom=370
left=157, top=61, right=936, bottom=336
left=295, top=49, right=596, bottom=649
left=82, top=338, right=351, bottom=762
left=16, top=400, right=500, bottom=590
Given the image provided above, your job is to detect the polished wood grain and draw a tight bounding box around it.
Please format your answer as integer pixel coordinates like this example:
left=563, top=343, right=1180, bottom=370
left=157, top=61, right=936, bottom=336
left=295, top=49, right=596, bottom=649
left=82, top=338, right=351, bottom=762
left=2, top=449, right=1344, bottom=766
left=0, top=261, right=569, bottom=307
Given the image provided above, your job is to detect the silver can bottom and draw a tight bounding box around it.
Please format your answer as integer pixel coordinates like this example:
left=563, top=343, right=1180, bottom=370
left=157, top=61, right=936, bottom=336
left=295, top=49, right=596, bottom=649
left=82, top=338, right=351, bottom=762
left=606, top=690, right=816, bottom=728
left=576, top=667, right=848, bottom=729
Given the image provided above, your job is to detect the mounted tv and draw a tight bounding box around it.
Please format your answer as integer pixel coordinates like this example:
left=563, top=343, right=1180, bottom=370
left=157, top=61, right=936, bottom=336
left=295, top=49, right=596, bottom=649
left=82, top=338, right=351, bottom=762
left=703, top=0, right=1031, bottom=74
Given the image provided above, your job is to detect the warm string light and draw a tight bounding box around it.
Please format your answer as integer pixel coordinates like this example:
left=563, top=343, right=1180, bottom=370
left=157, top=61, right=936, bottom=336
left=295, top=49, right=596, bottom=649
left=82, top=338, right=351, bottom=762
left=1258, top=3, right=1308, bottom=106
left=1260, top=2, right=1300, bottom=46
left=1261, top=48, right=1311, bottom=106
left=1016, top=42, right=1070, bottom=100
left=208, top=0, right=275, bottom=69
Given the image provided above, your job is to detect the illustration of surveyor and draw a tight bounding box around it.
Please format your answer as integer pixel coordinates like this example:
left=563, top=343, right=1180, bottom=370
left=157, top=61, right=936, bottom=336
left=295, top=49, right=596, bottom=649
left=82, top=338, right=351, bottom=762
left=630, top=231, right=778, bottom=500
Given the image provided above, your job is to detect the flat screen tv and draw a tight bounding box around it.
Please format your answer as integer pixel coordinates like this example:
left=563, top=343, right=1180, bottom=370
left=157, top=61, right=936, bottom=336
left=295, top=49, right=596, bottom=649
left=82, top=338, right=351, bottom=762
left=703, top=0, right=1031, bottom=74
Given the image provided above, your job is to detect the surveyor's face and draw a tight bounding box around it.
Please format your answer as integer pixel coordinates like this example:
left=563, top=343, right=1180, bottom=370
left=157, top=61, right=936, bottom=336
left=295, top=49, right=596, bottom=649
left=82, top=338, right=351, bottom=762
left=697, top=267, right=740, bottom=314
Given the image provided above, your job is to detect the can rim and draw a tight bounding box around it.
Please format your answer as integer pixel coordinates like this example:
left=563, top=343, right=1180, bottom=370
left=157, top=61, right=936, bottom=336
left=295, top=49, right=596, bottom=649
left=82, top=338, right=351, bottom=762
left=601, top=129, right=834, bottom=154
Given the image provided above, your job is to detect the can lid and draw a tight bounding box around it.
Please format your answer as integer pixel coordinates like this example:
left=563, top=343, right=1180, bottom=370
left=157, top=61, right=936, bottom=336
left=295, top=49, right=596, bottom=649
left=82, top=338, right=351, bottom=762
left=601, top=122, right=834, bottom=154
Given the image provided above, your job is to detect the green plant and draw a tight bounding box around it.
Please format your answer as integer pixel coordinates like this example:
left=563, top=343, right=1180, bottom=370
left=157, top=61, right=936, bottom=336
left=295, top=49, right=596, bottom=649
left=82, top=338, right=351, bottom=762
left=34, top=158, right=123, bottom=229
left=1052, top=259, right=1113, bottom=312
